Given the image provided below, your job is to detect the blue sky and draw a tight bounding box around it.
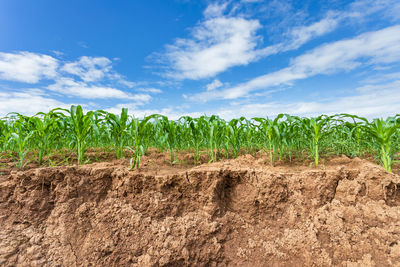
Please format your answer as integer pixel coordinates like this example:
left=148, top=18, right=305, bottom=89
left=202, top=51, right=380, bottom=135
left=0, top=0, right=400, bottom=119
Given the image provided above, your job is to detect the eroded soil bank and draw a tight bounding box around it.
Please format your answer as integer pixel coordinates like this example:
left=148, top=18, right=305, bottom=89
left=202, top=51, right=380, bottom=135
left=1, top=155, right=400, bottom=266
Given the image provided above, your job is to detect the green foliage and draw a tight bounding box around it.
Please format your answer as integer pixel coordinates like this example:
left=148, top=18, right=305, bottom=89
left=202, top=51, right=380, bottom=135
left=52, top=105, right=94, bottom=165
left=159, top=115, right=179, bottom=163
left=128, top=115, right=155, bottom=169
left=363, top=117, right=399, bottom=172
left=296, top=115, right=332, bottom=166
left=105, top=108, right=129, bottom=158
left=0, top=106, right=399, bottom=172
left=29, top=112, right=60, bottom=165
left=7, top=114, right=33, bottom=169
left=253, top=114, right=284, bottom=166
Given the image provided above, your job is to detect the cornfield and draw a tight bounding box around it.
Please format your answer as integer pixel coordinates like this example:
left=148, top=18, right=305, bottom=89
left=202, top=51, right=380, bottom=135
left=0, top=105, right=399, bottom=172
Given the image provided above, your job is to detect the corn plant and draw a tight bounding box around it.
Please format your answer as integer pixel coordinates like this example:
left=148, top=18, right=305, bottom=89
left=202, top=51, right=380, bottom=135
left=0, top=105, right=399, bottom=173
left=296, top=115, right=332, bottom=166
left=0, top=118, right=11, bottom=152
left=331, top=114, right=365, bottom=157
left=239, top=117, right=256, bottom=156
left=363, top=117, right=399, bottom=172
left=90, top=110, right=107, bottom=150
left=105, top=108, right=129, bottom=158
left=205, top=116, right=218, bottom=162
left=184, top=116, right=204, bottom=164
left=56, top=105, right=94, bottom=165
left=224, top=118, right=242, bottom=158
left=29, top=112, right=60, bottom=165
left=128, top=115, right=155, bottom=169
left=277, top=114, right=299, bottom=162
left=8, top=118, right=33, bottom=169
left=158, top=116, right=179, bottom=163
left=254, top=114, right=284, bottom=165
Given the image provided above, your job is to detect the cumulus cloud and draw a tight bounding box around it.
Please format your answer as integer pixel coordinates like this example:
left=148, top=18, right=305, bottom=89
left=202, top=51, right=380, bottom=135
left=0, top=52, right=58, bottom=83
left=203, top=1, right=230, bottom=18
left=59, top=56, right=138, bottom=93
left=136, top=87, right=163, bottom=94
left=156, top=2, right=339, bottom=81
left=162, top=16, right=262, bottom=80
left=0, top=89, right=71, bottom=116
left=191, top=25, right=400, bottom=101
left=206, top=79, right=223, bottom=91
left=0, top=51, right=142, bottom=106
left=285, top=15, right=339, bottom=50
left=47, top=77, right=151, bottom=102
left=355, top=79, right=400, bottom=93
left=156, top=4, right=336, bottom=80
left=105, top=104, right=203, bottom=120
left=157, top=0, right=400, bottom=81
left=348, top=0, right=400, bottom=21
left=112, top=73, right=136, bottom=88
left=61, top=56, right=112, bottom=82
left=211, top=80, right=400, bottom=119
left=254, top=15, right=341, bottom=58
left=112, top=78, right=400, bottom=120
left=241, top=0, right=263, bottom=3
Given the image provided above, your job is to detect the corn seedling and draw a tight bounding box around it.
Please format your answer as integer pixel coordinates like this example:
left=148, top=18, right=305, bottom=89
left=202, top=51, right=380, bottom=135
left=56, top=105, right=94, bottom=165
left=363, top=117, right=399, bottom=172
left=128, top=115, right=155, bottom=169
left=105, top=108, right=129, bottom=159
left=0, top=106, right=398, bottom=173
left=296, top=115, right=332, bottom=167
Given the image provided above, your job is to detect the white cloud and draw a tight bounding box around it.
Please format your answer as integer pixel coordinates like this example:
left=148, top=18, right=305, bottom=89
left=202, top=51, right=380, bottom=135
left=355, top=79, right=400, bottom=93
left=348, top=0, right=400, bottom=21
left=0, top=90, right=71, bottom=116
left=203, top=1, right=229, bottom=18
left=114, top=76, right=136, bottom=88
left=126, top=93, right=152, bottom=103
left=191, top=25, right=400, bottom=101
left=60, top=56, right=138, bottom=91
left=106, top=104, right=202, bottom=120
left=286, top=15, right=339, bottom=50
left=245, top=0, right=400, bottom=58
left=0, top=52, right=58, bottom=83
left=78, top=41, right=89, bottom=49
left=162, top=16, right=262, bottom=80
left=212, top=80, right=400, bottom=119
left=107, top=79, right=400, bottom=120
left=157, top=5, right=338, bottom=80
left=255, top=15, right=341, bottom=58
left=292, top=25, right=400, bottom=72
left=61, top=56, right=112, bottom=82
left=0, top=51, right=142, bottom=108
left=0, top=52, right=137, bottom=92
left=108, top=72, right=137, bottom=88
left=47, top=78, right=151, bottom=102
left=158, top=0, right=400, bottom=82
left=51, top=50, right=64, bottom=57
left=206, top=79, right=223, bottom=91
left=137, top=87, right=163, bottom=94
left=361, top=71, right=400, bottom=84
left=156, top=2, right=339, bottom=80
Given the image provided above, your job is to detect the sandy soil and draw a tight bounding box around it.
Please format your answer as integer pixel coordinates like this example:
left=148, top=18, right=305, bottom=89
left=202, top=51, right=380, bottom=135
left=1, top=153, right=400, bottom=266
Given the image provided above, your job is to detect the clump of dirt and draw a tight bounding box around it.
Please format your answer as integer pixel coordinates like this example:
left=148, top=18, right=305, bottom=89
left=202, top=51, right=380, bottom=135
left=1, top=155, right=400, bottom=266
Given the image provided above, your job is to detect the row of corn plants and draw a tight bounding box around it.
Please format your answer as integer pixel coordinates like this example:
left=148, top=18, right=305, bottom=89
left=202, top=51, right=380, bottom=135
left=0, top=105, right=399, bottom=172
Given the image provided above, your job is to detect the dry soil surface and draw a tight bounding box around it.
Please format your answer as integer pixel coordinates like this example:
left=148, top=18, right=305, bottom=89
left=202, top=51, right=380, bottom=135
left=1, top=154, right=400, bottom=266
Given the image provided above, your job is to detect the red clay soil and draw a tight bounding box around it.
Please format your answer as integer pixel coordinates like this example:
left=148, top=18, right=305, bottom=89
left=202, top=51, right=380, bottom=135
left=0, top=154, right=400, bottom=266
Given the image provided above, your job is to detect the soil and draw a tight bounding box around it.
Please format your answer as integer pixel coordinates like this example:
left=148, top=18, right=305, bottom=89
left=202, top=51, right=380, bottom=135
left=1, top=152, right=400, bottom=266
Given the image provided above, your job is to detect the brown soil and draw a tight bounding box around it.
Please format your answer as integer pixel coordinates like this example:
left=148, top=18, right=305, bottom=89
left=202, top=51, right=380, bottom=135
left=1, top=153, right=400, bottom=266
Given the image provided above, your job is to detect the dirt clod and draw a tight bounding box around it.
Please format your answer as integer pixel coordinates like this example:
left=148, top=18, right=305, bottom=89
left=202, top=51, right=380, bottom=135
left=1, top=155, right=400, bottom=266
